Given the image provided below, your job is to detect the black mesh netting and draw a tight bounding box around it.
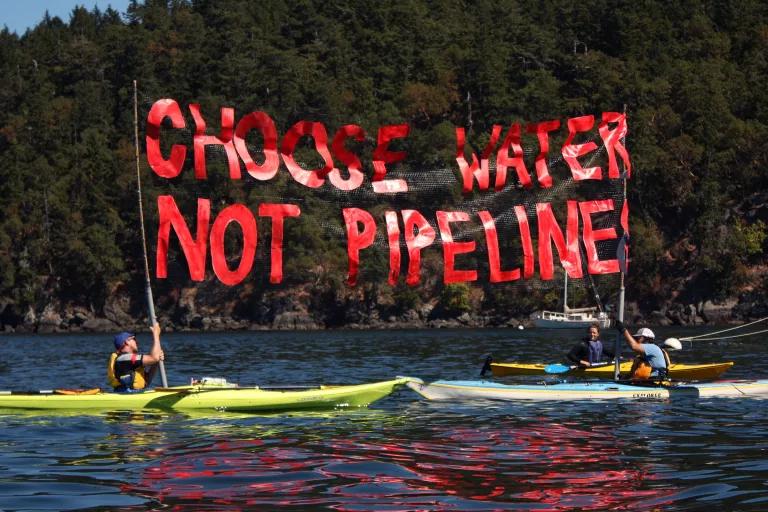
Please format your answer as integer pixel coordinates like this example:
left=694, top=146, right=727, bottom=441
left=139, top=96, right=627, bottom=309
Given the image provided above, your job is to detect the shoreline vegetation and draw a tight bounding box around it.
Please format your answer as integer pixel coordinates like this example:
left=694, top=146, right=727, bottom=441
left=2, top=1, right=768, bottom=334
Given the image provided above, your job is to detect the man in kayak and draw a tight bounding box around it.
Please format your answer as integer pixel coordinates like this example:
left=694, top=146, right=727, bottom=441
left=566, top=322, right=614, bottom=367
left=615, top=321, right=680, bottom=380
left=107, top=323, right=164, bottom=391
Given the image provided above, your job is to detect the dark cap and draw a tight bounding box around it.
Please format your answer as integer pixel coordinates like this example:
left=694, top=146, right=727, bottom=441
left=113, top=332, right=134, bottom=351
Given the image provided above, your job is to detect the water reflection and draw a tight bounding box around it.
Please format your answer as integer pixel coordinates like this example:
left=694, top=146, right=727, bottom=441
left=118, top=411, right=680, bottom=511
left=1, top=329, right=767, bottom=511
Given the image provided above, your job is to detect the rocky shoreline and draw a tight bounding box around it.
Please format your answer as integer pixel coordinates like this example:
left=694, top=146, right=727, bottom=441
left=1, top=289, right=765, bottom=334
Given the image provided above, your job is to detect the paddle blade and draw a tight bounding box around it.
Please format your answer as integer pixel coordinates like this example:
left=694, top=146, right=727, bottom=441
left=480, top=355, right=493, bottom=377
left=544, top=363, right=574, bottom=374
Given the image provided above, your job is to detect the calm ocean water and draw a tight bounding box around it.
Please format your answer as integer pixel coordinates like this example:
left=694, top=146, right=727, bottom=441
left=0, top=327, right=766, bottom=511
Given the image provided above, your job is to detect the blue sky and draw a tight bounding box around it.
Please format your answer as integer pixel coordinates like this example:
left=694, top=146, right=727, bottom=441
left=1, top=0, right=133, bottom=34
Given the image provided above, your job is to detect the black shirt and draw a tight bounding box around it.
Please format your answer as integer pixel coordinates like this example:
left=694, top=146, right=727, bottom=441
left=566, top=338, right=615, bottom=365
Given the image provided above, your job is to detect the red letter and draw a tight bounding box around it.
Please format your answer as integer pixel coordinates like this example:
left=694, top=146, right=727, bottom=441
left=189, top=104, right=240, bottom=180
left=437, top=211, right=477, bottom=283
left=526, top=120, right=560, bottom=188
left=281, top=121, right=334, bottom=188
left=156, top=195, right=209, bottom=281
left=495, top=123, right=531, bottom=190
left=343, top=208, right=377, bottom=286
left=515, top=205, right=535, bottom=279
left=385, top=211, right=401, bottom=285
left=373, top=124, right=409, bottom=193
left=210, top=204, right=257, bottom=286
left=621, top=198, right=629, bottom=234
left=598, top=112, right=631, bottom=179
left=234, top=111, right=280, bottom=181
left=579, top=199, right=619, bottom=274
left=618, top=199, right=630, bottom=273
left=402, top=210, right=435, bottom=286
left=329, top=124, right=366, bottom=191
left=146, top=99, right=187, bottom=178
left=455, top=125, right=502, bottom=193
left=479, top=211, right=520, bottom=282
left=562, top=115, right=601, bottom=180
left=258, top=203, right=301, bottom=284
left=536, top=201, right=582, bottom=280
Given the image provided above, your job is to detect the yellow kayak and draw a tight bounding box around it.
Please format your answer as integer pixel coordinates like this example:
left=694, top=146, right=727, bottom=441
left=490, top=361, right=734, bottom=380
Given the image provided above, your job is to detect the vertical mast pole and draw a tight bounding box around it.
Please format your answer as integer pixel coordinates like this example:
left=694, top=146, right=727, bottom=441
left=614, top=105, right=628, bottom=381
left=133, top=80, right=168, bottom=388
left=564, top=272, right=568, bottom=312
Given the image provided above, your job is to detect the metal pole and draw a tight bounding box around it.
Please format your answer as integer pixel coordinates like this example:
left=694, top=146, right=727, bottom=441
left=614, top=105, right=628, bottom=381
left=614, top=231, right=625, bottom=381
left=133, top=80, right=168, bottom=387
left=563, top=272, right=568, bottom=312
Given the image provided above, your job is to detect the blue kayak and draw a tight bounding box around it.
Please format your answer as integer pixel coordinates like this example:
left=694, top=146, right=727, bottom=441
left=406, top=378, right=768, bottom=401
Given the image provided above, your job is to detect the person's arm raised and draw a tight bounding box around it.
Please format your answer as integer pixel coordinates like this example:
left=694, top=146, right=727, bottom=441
left=623, top=330, right=644, bottom=354
left=615, top=320, right=643, bottom=355
left=142, top=323, right=164, bottom=365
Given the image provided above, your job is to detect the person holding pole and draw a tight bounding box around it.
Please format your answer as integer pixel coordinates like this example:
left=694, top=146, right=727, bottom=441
left=615, top=320, right=681, bottom=380
left=107, top=322, right=165, bottom=391
left=132, top=80, right=168, bottom=387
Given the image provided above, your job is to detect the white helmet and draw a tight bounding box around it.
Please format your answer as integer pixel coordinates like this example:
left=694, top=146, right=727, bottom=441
left=664, top=338, right=683, bottom=351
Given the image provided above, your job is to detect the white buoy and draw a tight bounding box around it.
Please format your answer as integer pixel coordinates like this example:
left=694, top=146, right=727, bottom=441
left=518, top=325, right=524, bottom=330
left=664, top=337, right=682, bottom=350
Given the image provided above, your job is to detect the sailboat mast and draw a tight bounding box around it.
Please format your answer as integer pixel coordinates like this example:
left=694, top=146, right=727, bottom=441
left=563, top=272, right=568, bottom=312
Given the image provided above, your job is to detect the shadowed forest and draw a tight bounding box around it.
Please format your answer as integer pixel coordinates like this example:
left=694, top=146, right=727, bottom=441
left=1, top=0, right=767, bottom=332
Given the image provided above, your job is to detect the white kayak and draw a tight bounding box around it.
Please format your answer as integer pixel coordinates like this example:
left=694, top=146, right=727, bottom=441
left=406, top=378, right=768, bottom=401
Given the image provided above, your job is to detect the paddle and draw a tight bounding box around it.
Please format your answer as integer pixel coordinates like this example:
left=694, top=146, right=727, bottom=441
left=480, top=355, right=493, bottom=377
left=544, top=363, right=576, bottom=374
left=544, top=361, right=613, bottom=374
left=0, top=389, right=100, bottom=395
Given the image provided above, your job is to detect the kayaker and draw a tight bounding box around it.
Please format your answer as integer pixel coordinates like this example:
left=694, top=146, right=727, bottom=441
left=566, top=322, right=614, bottom=367
left=107, top=322, right=165, bottom=391
left=615, top=321, right=680, bottom=380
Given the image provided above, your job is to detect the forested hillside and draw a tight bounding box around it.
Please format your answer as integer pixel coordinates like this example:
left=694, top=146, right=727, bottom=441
left=1, top=0, right=767, bottom=332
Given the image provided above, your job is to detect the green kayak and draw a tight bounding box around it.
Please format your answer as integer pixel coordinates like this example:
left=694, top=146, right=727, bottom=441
left=0, top=377, right=411, bottom=413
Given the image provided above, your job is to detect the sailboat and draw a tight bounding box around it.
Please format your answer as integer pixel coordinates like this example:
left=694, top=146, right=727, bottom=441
left=533, top=273, right=612, bottom=329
